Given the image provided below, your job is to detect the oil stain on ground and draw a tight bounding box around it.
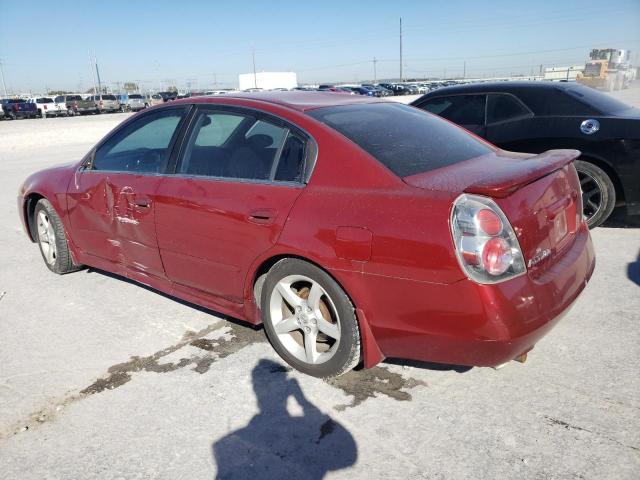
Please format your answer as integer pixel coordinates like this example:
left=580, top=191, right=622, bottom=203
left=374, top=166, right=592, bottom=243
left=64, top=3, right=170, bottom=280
left=82, top=321, right=265, bottom=395
left=327, top=366, right=426, bottom=411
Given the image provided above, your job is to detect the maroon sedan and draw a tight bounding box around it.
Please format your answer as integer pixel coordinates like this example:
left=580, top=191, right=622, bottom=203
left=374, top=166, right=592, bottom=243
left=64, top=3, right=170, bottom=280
left=18, top=92, right=595, bottom=377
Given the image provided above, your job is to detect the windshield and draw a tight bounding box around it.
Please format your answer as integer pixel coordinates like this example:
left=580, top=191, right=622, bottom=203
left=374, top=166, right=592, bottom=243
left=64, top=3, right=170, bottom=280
left=102, top=95, right=117, bottom=100
left=308, top=103, right=494, bottom=177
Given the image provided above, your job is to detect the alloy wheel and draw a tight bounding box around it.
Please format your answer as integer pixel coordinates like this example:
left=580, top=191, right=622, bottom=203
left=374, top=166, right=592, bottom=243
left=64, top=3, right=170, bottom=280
left=269, top=274, right=341, bottom=365
left=578, top=170, right=602, bottom=221
left=37, top=210, right=57, bottom=265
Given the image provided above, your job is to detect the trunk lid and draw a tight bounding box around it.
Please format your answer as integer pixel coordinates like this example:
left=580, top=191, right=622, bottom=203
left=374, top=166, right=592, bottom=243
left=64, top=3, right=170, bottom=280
left=404, top=149, right=583, bottom=275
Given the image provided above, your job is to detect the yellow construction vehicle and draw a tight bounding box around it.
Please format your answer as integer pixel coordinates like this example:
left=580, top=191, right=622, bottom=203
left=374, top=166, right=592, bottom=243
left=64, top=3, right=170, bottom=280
left=577, top=48, right=634, bottom=91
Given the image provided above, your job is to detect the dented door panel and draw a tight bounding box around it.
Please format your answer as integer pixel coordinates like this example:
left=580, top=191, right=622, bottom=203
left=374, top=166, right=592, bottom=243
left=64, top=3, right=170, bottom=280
left=67, top=171, right=166, bottom=277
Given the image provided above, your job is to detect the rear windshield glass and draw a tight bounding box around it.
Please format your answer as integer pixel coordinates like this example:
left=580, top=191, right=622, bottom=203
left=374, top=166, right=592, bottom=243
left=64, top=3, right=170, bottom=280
left=67, top=95, right=82, bottom=101
left=129, top=94, right=143, bottom=99
left=37, top=98, right=54, bottom=103
left=102, top=95, right=117, bottom=100
left=307, top=103, right=493, bottom=177
left=563, top=85, right=632, bottom=114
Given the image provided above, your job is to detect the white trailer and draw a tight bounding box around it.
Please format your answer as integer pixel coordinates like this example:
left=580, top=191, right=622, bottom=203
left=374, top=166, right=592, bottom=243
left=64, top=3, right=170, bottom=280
left=238, top=72, right=297, bottom=91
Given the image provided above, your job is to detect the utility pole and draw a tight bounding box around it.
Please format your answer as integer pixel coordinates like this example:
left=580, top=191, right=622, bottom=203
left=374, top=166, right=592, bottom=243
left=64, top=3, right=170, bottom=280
left=252, top=48, right=257, bottom=89
left=539, top=64, right=543, bottom=78
left=88, top=50, right=97, bottom=94
left=399, top=18, right=403, bottom=82
left=94, top=51, right=102, bottom=94
left=0, top=60, right=8, bottom=97
left=373, top=57, right=377, bottom=83
left=463, top=61, right=466, bottom=79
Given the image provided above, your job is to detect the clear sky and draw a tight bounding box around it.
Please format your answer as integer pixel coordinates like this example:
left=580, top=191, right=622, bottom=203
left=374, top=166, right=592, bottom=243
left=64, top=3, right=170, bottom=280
left=1, top=0, right=639, bottom=94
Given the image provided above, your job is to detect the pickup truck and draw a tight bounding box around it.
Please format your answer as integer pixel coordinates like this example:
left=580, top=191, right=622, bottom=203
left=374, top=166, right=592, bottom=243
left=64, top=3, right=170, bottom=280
left=27, top=97, right=65, bottom=118
left=54, top=95, right=95, bottom=115
left=1, top=99, right=39, bottom=119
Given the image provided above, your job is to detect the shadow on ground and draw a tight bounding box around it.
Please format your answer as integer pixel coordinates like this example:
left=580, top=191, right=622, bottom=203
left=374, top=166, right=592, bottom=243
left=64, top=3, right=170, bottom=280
left=602, top=207, right=640, bottom=228
left=628, top=251, right=640, bottom=287
left=212, top=359, right=357, bottom=479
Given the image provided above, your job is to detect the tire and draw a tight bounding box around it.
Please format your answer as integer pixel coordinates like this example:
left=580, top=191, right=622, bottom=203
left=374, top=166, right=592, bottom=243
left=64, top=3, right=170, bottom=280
left=33, top=199, right=81, bottom=274
left=261, top=258, right=361, bottom=378
left=575, top=159, right=616, bottom=229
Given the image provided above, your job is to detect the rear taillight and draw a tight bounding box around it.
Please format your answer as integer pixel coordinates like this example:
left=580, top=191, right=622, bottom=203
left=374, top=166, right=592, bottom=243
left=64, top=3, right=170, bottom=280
left=451, top=194, right=526, bottom=284
left=44, top=105, right=48, bottom=110
left=99, top=100, right=103, bottom=105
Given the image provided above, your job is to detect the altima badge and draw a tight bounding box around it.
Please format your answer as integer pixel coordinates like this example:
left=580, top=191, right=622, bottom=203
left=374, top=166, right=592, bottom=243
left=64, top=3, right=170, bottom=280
left=580, top=119, right=600, bottom=135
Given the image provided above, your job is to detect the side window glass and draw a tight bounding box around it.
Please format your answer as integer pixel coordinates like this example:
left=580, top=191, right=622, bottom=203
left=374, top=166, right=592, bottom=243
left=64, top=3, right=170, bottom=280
left=274, top=133, right=306, bottom=182
left=93, top=108, right=187, bottom=173
left=179, top=110, right=299, bottom=182
left=420, top=98, right=453, bottom=115
left=420, top=95, right=486, bottom=126
left=487, top=94, right=530, bottom=123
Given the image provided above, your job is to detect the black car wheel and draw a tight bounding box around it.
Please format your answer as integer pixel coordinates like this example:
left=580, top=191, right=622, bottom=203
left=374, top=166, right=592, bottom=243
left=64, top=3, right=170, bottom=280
left=574, top=160, right=616, bottom=229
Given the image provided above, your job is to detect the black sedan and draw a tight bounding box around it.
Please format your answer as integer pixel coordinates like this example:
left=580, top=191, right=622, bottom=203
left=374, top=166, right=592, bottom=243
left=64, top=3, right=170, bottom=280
left=411, top=81, right=640, bottom=227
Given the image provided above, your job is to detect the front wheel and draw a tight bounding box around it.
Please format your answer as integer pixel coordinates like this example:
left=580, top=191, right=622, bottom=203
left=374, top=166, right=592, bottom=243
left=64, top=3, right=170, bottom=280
left=575, top=160, right=616, bottom=228
left=261, top=258, right=361, bottom=378
left=34, top=199, right=81, bottom=274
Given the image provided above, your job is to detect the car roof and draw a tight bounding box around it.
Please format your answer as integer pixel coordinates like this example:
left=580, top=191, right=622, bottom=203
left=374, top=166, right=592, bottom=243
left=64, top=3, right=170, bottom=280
left=422, top=80, right=573, bottom=96
left=175, top=91, right=381, bottom=112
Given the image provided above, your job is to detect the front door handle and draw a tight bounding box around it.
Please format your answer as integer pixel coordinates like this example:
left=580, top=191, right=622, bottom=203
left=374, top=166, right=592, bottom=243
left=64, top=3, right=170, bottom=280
left=248, top=209, right=277, bottom=225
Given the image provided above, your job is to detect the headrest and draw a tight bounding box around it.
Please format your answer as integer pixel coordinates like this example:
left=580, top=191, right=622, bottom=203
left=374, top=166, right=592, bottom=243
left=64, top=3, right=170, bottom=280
left=247, top=134, right=273, bottom=149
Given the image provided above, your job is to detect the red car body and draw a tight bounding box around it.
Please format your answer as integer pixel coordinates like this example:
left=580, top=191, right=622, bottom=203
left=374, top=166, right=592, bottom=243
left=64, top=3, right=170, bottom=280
left=18, top=92, right=595, bottom=369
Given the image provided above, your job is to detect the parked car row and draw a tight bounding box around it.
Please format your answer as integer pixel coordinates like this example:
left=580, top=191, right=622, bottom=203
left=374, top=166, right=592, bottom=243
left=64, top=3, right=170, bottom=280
left=0, top=91, right=184, bottom=120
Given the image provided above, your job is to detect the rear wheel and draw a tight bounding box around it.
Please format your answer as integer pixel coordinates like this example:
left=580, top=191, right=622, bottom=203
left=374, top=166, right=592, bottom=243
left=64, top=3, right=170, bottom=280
left=261, top=259, right=361, bottom=378
left=34, top=199, right=81, bottom=274
left=575, top=159, right=616, bottom=228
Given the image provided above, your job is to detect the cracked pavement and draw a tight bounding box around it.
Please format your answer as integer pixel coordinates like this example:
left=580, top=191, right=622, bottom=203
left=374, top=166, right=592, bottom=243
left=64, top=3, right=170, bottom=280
left=1, top=92, right=639, bottom=479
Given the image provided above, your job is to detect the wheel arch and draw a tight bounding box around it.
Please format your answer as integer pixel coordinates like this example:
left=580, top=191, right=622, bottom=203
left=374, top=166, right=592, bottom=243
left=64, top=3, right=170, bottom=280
left=247, top=251, right=384, bottom=369
left=24, top=192, right=46, bottom=242
left=577, top=153, right=625, bottom=204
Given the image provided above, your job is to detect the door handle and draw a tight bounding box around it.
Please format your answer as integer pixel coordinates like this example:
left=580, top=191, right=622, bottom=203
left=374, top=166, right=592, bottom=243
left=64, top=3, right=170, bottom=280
left=248, top=209, right=277, bottom=225
left=134, top=198, right=151, bottom=208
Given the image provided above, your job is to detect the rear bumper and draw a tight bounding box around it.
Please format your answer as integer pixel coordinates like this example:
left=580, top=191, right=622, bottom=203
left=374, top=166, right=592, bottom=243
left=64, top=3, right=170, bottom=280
left=363, top=223, right=595, bottom=367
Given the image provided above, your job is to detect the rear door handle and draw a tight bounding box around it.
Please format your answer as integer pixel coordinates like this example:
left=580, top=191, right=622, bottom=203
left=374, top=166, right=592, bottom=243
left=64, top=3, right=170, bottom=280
left=134, top=198, right=152, bottom=208
left=248, top=209, right=277, bottom=225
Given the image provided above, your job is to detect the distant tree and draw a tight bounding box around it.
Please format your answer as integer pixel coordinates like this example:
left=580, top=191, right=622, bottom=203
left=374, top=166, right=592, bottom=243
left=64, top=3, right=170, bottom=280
left=167, top=85, right=178, bottom=93
left=123, top=82, right=138, bottom=93
left=48, top=90, right=73, bottom=96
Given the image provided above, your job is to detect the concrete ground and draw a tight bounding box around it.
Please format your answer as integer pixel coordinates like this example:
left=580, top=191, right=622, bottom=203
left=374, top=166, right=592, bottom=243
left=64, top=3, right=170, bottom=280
left=0, top=89, right=639, bottom=479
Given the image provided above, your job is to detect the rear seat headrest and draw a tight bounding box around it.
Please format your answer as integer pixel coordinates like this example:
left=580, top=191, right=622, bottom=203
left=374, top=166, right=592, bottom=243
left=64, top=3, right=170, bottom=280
left=246, top=134, right=273, bottom=149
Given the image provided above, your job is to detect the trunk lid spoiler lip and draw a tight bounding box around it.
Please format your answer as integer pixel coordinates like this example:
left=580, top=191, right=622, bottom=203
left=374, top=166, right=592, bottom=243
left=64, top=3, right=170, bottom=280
left=402, top=149, right=581, bottom=199
left=463, top=149, right=581, bottom=198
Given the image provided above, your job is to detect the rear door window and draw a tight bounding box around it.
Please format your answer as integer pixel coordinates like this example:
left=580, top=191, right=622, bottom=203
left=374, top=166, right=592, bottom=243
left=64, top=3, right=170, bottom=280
left=178, top=109, right=305, bottom=182
left=308, top=102, right=493, bottom=177
left=486, top=94, right=531, bottom=124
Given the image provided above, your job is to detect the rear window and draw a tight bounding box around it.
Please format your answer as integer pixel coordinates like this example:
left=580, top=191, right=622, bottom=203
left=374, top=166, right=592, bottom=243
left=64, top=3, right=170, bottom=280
left=37, top=98, right=54, bottom=103
left=563, top=85, right=632, bottom=114
left=102, top=95, right=117, bottom=100
left=67, top=95, right=82, bottom=101
left=129, top=94, right=143, bottom=99
left=307, top=103, right=493, bottom=177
